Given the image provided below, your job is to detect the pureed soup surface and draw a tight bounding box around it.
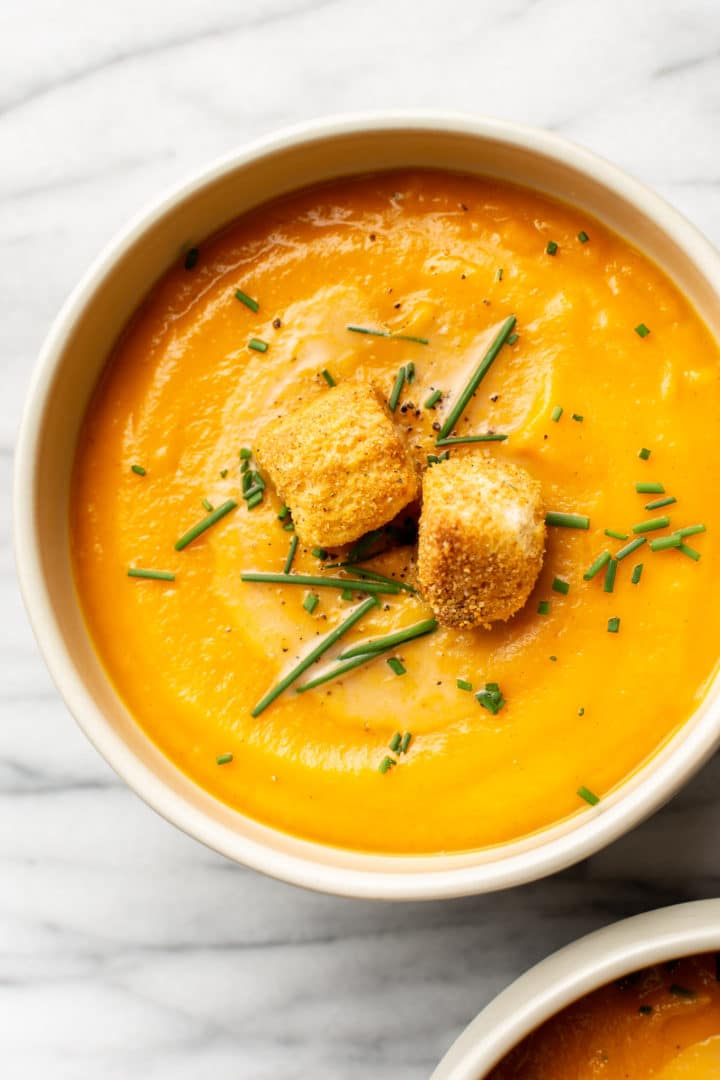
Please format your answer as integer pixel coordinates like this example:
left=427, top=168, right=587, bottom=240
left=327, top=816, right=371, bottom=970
left=489, top=953, right=720, bottom=1079
left=71, top=170, right=720, bottom=854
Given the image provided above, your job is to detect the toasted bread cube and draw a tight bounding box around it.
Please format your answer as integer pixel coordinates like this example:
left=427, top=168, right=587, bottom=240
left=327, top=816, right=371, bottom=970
left=417, top=456, right=545, bottom=628
left=255, top=382, right=418, bottom=547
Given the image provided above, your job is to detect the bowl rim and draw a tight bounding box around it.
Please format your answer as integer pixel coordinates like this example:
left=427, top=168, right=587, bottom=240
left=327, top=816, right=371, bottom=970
left=431, top=898, right=720, bottom=1078
left=14, top=110, right=720, bottom=900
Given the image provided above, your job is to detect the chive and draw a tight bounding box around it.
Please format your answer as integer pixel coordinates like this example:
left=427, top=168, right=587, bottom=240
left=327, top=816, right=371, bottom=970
left=435, top=433, right=507, bottom=446
left=303, top=592, right=319, bottom=614
left=632, top=563, right=644, bottom=584
left=252, top=595, right=377, bottom=716
left=243, top=481, right=263, bottom=498
left=242, top=471, right=254, bottom=493
left=296, top=653, right=382, bottom=693
left=312, top=547, right=328, bottom=560
left=387, top=657, right=406, bottom=676
left=247, top=492, right=263, bottom=510
left=283, top=521, right=295, bottom=531
left=278, top=504, right=290, bottom=521
left=184, top=247, right=199, bottom=270
left=439, top=315, right=516, bottom=438
left=339, top=618, right=438, bottom=660
left=507, top=332, right=519, bottom=345
left=584, top=551, right=611, bottom=579
left=239, top=447, right=252, bottom=460
left=645, top=496, right=676, bottom=510
left=340, top=588, right=353, bottom=600
left=131, top=464, right=146, bottom=476
left=346, top=528, right=385, bottom=564
left=604, top=559, right=618, bottom=593
left=388, top=366, right=406, bottom=412
left=552, top=577, right=570, bottom=595
left=241, top=459, right=250, bottom=473
left=406, top=361, right=415, bottom=384
left=638, top=447, right=651, bottom=460
left=546, top=241, right=558, bottom=255
left=378, top=756, right=396, bottom=774
left=675, top=524, right=706, bottom=538
left=551, top=405, right=563, bottom=422
left=321, top=368, right=336, bottom=387
left=496, top=268, right=503, bottom=282
left=248, top=338, right=268, bottom=352
left=284, top=535, right=299, bottom=574
left=476, top=682, right=505, bottom=714
left=389, top=732, right=402, bottom=752
left=216, top=752, right=233, bottom=765
left=677, top=543, right=701, bottom=561
left=633, top=515, right=670, bottom=534
left=604, top=529, right=629, bottom=540
left=545, top=511, right=590, bottom=529
left=635, top=482, right=665, bottom=494
left=346, top=326, right=429, bottom=345
left=669, top=984, right=696, bottom=999
left=127, top=567, right=176, bottom=581
left=607, top=616, right=621, bottom=633
left=577, top=785, right=600, bottom=806
left=615, top=536, right=646, bottom=561
left=537, top=600, right=551, bottom=615
left=400, top=731, right=412, bottom=754
left=649, top=534, right=682, bottom=551
left=201, top=498, right=213, bottom=512
left=424, top=389, right=442, bottom=409
left=457, top=678, right=473, bottom=691
left=571, top=413, right=584, bottom=422
left=337, top=565, right=416, bottom=593
left=635, top=323, right=651, bottom=338
left=578, top=230, right=589, bottom=244
left=175, top=499, right=238, bottom=550
left=235, top=288, right=259, bottom=313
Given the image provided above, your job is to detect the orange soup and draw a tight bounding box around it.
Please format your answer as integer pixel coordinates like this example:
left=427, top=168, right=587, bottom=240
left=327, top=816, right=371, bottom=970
left=71, top=170, right=720, bottom=854
left=490, top=953, right=720, bottom=1078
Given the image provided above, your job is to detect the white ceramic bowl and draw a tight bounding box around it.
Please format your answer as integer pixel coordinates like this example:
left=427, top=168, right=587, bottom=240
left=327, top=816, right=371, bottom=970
left=14, top=113, right=720, bottom=899
left=433, top=898, right=720, bottom=1078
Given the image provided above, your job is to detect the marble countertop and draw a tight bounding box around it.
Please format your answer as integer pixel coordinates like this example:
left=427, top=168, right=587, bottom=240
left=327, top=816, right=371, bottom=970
left=3, top=1, right=720, bottom=1075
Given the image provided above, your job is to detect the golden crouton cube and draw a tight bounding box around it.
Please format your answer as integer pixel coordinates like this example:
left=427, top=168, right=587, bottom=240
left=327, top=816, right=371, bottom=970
left=255, top=382, right=418, bottom=547
left=417, top=455, right=545, bottom=628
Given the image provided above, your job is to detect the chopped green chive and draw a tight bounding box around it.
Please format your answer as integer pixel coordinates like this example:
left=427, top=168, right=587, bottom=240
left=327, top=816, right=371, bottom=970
left=635, top=323, right=651, bottom=338
left=248, top=338, right=268, bottom=352
left=537, top=600, right=551, bottom=615
left=635, top=482, right=665, bottom=494
left=387, top=657, right=407, bottom=676
left=283, top=521, right=295, bottom=531
left=435, top=433, right=507, bottom=446
left=341, top=588, right=354, bottom=601
left=545, top=511, right=590, bottom=529
left=604, top=529, right=629, bottom=540
left=278, top=504, right=290, bottom=521
left=244, top=483, right=263, bottom=500
left=131, top=464, right=146, bottom=476
left=439, top=315, right=516, bottom=438
left=638, top=447, right=651, bottom=460
left=216, top=752, right=233, bottom=765
left=321, top=368, right=336, bottom=387
left=677, top=543, right=701, bottom=561
left=346, top=326, right=429, bottom=344
left=477, top=682, right=505, bottom=715
left=546, top=241, right=558, bottom=256
left=239, top=447, right=252, bottom=460
left=632, top=563, right=644, bottom=584
left=389, top=732, right=402, bottom=752
left=615, top=536, right=646, bottom=561
left=247, top=492, right=263, bottom=510
left=127, top=567, right=175, bottom=581
left=339, top=618, right=438, bottom=660
left=551, top=405, right=563, bottom=422
left=607, top=616, right=621, bottom=633
left=378, top=756, right=396, bottom=774
left=578, top=231, right=590, bottom=244
left=649, top=534, right=682, bottom=552
left=424, top=389, right=443, bottom=409
left=427, top=452, right=450, bottom=466
left=201, top=498, right=213, bottom=512
left=645, top=496, right=676, bottom=510
left=406, top=361, right=415, bottom=384
left=336, top=565, right=416, bottom=594
left=400, top=731, right=412, bottom=754
left=175, top=499, right=238, bottom=551
left=296, top=653, right=381, bottom=693
left=242, top=471, right=254, bottom=494
left=552, top=577, right=570, bottom=595
left=496, top=268, right=504, bottom=282
left=633, top=515, right=670, bottom=534
left=312, top=547, right=328, bottom=560
left=507, top=332, right=519, bottom=345
left=584, top=551, right=611, bottom=579
left=571, top=413, right=584, bottom=422
left=675, top=524, right=706, bottom=538
left=284, top=535, right=299, bottom=574
left=456, top=678, right=473, bottom=691
left=303, top=592, right=319, bottom=614
left=235, top=288, right=259, bottom=313
left=241, top=459, right=250, bottom=473
left=184, top=247, right=199, bottom=270
left=388, top=366, right=406, bottom=412
left=577, top=785, right=600, bottom=806
left=604, top=558, right=618, bottom=593
left=252, top=595, right=377, bottom=716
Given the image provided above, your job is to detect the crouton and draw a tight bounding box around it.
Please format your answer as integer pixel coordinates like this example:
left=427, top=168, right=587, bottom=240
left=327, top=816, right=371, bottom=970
left=255, top=382, right=418, bottom=548
left=417, top=455, right=545, bottom=628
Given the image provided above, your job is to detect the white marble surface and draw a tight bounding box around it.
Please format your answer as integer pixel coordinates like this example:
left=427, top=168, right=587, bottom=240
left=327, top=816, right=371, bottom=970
left=2, top=1, right=720, bottom=1076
